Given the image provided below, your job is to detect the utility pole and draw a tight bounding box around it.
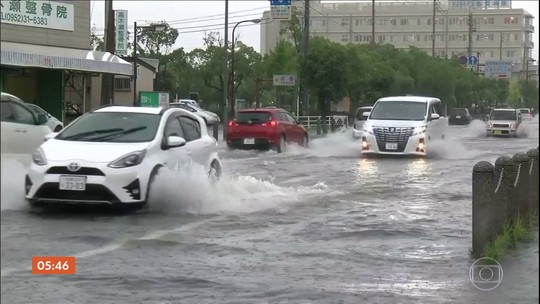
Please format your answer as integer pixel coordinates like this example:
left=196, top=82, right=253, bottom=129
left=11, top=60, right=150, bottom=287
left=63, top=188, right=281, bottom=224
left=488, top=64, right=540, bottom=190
left=371, top=0, right=375, bottom=44
left=298, top=0, right=310, bottom=115
left=101, top=0, right=115, bottom=105
left=432, top=0, right=437, bottom=57
left=444, top=8, right=449, bottom=59
left=222, top=0, right=229, bottom=140
left=499, top=32, right=504, bottom=60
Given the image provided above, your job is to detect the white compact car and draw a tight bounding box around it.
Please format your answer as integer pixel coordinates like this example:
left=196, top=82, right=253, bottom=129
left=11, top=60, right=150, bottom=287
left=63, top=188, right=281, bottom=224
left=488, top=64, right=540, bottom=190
left=1, top=92, right=51, bottom=164
left=25, top=105, right=222, bottom=208
left=352, top=106, right=373, bottom=139
left=486, top=108, right=521, bottom=137
left=518, top=108, right=532, bottom=121
left=25, top=103, right=64, bottom=132
left=169, top=102, right=220, bottom=125
left=360, top=96, right=447, bottom=157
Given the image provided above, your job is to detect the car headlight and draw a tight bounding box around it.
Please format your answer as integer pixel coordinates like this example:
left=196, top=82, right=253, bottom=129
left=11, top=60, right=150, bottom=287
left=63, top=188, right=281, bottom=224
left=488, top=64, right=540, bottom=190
left=108, top=150, right=146, bottom=168
left=413, top=125, right=427, bottom=135
left=509, top=123, right=516, bottom=129
left=32, top=148, right=47, bottom=166
left=487, top=122, right=493, bottom=127
left=362, top=125, right=373, bottom=134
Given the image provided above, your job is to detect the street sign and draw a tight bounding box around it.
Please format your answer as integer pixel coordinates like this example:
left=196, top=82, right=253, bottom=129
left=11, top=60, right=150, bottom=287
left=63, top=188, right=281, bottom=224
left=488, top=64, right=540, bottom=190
left=458, top=56, right=468, bottom=65
left=484, top=60, right=513, bottom=78
left=273, top=74, right=296, bottom=86
left=468, top=55, right=478, bottom=65
left=139, top=91, right=170, bottom=107
left=115, top=10, right=128, bottom=55
left=270, top=0, right=291, bottom=20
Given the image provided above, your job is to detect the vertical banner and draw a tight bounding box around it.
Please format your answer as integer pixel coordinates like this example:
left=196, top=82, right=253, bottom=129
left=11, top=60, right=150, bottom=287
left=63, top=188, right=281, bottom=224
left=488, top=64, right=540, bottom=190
left=115, top=10, right=128, bottom=55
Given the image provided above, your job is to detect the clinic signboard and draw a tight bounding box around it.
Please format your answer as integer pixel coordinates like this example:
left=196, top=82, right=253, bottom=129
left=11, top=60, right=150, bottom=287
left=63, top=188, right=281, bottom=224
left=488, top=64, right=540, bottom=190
left=139, top=91, right=169, bottom=108
left=0, top=0, right=75, bottom=31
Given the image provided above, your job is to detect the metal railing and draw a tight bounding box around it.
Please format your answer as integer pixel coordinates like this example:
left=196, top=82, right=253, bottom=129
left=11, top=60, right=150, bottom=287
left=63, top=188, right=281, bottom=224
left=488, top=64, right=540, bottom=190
left=296, top=115, right=349, bottom=132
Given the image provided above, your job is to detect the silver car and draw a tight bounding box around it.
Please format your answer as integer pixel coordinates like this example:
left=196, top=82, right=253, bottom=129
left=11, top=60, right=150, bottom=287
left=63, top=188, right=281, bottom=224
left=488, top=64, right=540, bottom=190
left=168, top=102, right=220, bottom=125
left=486, top=108, right=521, bottom=137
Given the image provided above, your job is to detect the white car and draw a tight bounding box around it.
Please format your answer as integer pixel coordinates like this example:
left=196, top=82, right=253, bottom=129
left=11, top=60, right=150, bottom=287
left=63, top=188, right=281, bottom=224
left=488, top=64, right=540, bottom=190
left=518, top=108, right=533, bottom=121
left=25, top=105, right=222, bottom=209
left=361, top=96, right=447, bottom=157
left=25, top=103, right=64, bottom=132
left=486, top=108, right=521, bottom=137
left=169, top=102, right=220, bottom=125
left=352, top=106, right=373, bottom=139
left=1, top=92, right=51, bottom=164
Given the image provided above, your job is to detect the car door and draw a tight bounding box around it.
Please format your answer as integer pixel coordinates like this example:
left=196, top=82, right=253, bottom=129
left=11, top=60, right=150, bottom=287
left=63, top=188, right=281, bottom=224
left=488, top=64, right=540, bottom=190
left=276, top=112, right=295, bottom=143
left=179, top=115, right=208, bottom=168
left=161, top=114, right=191, bottom=171
left=426, top=102, right=441, bottom=140
left=285, top=112, right=303, bottom=144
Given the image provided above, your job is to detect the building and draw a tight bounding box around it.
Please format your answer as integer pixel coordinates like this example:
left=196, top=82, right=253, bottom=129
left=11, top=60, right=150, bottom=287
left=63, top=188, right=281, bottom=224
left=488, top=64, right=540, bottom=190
left=0, top=0, right=132, bottom=121
left=260, top=0, right=535, bottom=76
left=90, top=57, right=159, bottom=107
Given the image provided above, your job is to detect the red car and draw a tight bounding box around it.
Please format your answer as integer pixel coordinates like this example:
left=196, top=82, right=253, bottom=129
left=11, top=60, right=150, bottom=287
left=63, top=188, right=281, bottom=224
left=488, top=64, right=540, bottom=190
left=226, top=107, right=308, bottom=152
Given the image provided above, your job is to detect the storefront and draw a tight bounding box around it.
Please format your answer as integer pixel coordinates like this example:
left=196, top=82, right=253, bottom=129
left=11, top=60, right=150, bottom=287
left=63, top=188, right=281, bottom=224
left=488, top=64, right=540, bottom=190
left=0, top=0, right=132, bottom=121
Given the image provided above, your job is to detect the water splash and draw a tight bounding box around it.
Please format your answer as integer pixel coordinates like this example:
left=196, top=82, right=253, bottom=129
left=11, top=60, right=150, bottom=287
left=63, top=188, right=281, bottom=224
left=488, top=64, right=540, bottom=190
left=286, top=129, right=362, bottom=158
left=1, top=158, right=29, bottom=211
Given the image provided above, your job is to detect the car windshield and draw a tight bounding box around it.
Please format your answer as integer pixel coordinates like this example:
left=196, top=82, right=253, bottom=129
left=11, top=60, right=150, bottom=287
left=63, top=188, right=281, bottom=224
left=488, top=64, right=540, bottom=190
left=26, top=104, right=47, bottom=116
left=236, top=112, right=272, bottom=124
left=519, top=109, right=530, bottom=114
left=355, top=108, right=372, bottom=121
left=490, top=110, right=517, bottom=121
left=369, top=101, right=427, bottom=121
left=451, top=108, right=468, bottom=115
left=55, top=112, right=161, bottom=142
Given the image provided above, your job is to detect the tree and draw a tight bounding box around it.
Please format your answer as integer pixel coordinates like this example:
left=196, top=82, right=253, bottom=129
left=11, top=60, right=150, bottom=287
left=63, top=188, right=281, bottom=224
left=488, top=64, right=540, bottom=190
left=135, top=22, right=179, bottom=56
left=278, top=6, right=304, bottom=54
left=90, top=25, right=104, bottom=51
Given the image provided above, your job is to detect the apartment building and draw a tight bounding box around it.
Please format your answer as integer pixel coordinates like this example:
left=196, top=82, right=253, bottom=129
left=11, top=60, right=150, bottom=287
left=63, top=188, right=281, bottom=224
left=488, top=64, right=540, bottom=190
left=260, top=0, right=535, bottom=74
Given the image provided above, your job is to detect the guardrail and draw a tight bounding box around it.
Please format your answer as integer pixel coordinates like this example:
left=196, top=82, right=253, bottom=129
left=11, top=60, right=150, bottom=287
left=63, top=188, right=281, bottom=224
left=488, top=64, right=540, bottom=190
left=472, top=147, right=539, bottom=257
left=297, top=115, right=349, bottom=132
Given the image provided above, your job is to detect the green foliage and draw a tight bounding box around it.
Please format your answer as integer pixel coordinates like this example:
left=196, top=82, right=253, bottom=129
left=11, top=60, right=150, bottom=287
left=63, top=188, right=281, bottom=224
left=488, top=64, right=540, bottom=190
left=482, top=214, right=537, bottom=260
left=136, top=22, right=179, bottom=56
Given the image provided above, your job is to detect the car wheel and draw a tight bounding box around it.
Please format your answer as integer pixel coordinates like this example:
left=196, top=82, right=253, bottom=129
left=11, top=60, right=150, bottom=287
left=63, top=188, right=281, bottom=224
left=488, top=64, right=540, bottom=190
left=301, top=133, right=309, bottom=147
left=208, top=160, right=221, bottom=183
left=144, top=166, right=162, bottom=205
left=54, top=125, right=63, bottom=132
left=277, top=135, right=286, bottom=153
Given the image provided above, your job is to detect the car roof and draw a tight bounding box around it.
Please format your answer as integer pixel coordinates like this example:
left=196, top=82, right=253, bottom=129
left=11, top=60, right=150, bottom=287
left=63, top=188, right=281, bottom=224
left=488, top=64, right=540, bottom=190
left=239, top=107, right=283, bottom=113
left=492, top=108, right=516, bottom=111
left=0, top=92, right=24, bottom=102
left=357, top=106, right=373, bottom=110
left=377, top=96, right=440, bottom=103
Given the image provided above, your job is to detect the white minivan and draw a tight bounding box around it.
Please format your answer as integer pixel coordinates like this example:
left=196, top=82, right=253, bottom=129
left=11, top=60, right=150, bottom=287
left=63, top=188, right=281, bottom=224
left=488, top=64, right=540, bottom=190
left=360, top=96, right=447, bottom=156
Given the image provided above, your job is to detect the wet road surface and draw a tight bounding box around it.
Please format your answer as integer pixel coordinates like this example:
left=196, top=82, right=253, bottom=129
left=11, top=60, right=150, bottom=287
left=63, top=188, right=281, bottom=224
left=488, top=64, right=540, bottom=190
left=1, top=119, right=539, bottom=304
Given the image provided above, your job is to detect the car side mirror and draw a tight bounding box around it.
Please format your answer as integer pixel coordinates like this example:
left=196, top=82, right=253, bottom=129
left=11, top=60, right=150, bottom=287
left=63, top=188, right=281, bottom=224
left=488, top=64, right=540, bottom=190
left=362, top=112, right=371, bottom=119
left=36, top=113, right=48, bottom=125
left=44, top=132, right=58, bottom=141
left=166, top=136, right=186, bottom=148
left=431, top=113, right=440, bottom=120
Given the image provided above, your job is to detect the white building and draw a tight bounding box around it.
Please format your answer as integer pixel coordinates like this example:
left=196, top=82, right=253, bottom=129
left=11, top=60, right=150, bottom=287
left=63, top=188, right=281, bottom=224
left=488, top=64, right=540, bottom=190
left=260, top=0, right=535, bottom=75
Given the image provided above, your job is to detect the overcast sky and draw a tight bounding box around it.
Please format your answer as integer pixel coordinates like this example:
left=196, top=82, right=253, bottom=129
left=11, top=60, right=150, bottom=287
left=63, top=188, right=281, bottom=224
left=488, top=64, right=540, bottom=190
left=90, top=0, right=539, bottom=59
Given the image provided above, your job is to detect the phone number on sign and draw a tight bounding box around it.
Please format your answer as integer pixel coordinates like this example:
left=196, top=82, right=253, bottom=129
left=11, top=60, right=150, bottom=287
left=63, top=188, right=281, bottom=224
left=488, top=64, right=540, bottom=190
left=1, top=12, right=48, bottom=26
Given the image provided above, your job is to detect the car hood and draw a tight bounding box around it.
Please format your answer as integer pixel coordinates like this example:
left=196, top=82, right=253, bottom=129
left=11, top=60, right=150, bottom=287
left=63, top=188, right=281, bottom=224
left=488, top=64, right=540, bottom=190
left=488, top=120, right=517, bottom=125
left=41, top=140, right=150, bottom=163
left=366, top=119, right=426, bottom=128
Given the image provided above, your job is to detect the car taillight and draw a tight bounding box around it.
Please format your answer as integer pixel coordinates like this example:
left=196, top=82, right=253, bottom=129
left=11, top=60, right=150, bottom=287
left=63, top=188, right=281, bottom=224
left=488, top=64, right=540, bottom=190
left=228, top=121, right=238, bottom=127
left=269, top=120, right=278, bottom=127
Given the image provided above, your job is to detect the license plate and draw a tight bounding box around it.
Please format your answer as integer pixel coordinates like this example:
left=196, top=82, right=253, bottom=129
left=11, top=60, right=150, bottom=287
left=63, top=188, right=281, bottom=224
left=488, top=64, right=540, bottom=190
left=59, top=175, right=86, bottom=191
left=494, top=130, right=502, bottom=135
left=385, top=143, right=398, bottom=150
left=244, top=138, right=255, bottom=145
left=456, top=115, right=461, bottom=118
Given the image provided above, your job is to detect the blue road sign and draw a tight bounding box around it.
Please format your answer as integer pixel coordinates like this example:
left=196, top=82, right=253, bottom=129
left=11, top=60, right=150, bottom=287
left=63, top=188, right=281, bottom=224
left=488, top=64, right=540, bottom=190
left=271, top=0, right=291, bottom=5
left=458, top=56, right=468, bottom=65
left=468, top=56, right=478, bottom=65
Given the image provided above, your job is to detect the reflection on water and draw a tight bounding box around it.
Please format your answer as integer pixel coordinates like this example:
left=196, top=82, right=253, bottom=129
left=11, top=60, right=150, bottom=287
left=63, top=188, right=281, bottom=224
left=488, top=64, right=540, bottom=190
left=406, top=159, right=431, bottom=178
left=357, top=158, right=379, bottom=177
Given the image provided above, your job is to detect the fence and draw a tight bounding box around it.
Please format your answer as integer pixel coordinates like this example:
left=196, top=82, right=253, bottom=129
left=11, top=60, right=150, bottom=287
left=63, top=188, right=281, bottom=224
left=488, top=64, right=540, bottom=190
left=297, top=115, right=349, bottom=133
left=471, top=147, right=539, bottom=257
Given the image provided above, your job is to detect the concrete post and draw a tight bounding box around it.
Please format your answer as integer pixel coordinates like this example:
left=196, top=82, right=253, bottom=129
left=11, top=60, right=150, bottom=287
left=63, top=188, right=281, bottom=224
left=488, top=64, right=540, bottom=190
left=512, top=152, right=530, bottom=219
left=212, top=123, right=219, bottom=141
left=527, top=148, right=539, bottom=215
left=494, top=156, right=517, bottom=227
left=472, top=160, right=496, bottom=257
left=316, top=118, right=322, bottom=135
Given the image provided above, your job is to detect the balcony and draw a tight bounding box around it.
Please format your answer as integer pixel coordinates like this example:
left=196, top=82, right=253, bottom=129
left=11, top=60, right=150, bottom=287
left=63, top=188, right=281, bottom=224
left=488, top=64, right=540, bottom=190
left=525, top=40, right=534, bottom=48
left=525, top=24, right=534, bottom=32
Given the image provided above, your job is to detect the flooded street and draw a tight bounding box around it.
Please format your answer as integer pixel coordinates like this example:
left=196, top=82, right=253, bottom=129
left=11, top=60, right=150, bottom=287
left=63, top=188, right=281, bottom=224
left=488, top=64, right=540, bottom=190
left=2, top=119, right=539, bottom=304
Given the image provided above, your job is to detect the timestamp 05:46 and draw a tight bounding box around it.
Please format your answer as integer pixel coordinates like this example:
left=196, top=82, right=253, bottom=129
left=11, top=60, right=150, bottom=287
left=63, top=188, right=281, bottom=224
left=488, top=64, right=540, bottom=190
left=32, top=256, right=76, bottom=275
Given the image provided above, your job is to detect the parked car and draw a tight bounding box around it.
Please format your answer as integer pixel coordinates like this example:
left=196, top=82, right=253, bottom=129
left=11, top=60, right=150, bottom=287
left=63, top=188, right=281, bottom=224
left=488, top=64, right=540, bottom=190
left=361, top=96, right=447, bottom=157
left=449, top=108, right=472, bottom=125
left=518, top=108, right=533, bottom=121
left=25, top=105, right=222, bottom=209
left=226, top=107, right=308, bottom=153
left=177, top=99, right=200, bottom=108
left=25, top=103, right=64, bottom=131
left=486, top=108, right=521, bottom=137
left=169, top=102, right=220, bottom=125
left=1, top=92, right=51, bottom=163
left=352, top=106, right=373, bottom=139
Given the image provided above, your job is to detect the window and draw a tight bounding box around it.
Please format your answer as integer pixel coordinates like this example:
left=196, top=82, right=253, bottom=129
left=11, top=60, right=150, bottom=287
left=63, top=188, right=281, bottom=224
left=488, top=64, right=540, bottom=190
left=277, top=112, right=288, bottom=122
left=340, top=18, right=349, bottom=26
left=26, top=104, right=48, bottom=116
left=285, top=113, right=297, bottom=124
left=11, top=103, right=36, bottom=125
left=236, top=112, right=272, bottom=124
left=400, top=19, right=407, bottom=26
left=370, top=101, right=427, bottom=121
left=164, top=116, right=184, bottom=139
left=0, top=102, right=16, bottom=122
left=114, top=77, right=131, bottom=91
left=341, top=34, right=349, bottom=43
left=179, top=116, right=201, bottom=142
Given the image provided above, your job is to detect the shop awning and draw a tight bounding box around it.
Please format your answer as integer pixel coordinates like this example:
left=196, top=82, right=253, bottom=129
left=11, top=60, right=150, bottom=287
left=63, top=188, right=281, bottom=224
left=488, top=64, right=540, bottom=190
left=0, top=42, right=132, bottom=76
